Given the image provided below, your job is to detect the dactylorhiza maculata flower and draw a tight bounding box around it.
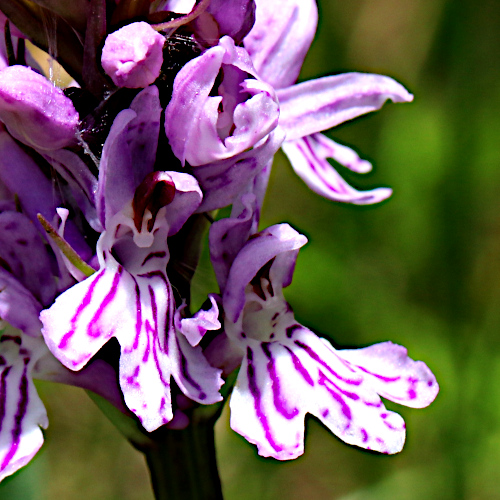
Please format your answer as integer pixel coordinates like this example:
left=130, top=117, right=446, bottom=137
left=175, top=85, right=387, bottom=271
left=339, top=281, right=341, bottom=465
left=0, top=0, right=438, bottom=495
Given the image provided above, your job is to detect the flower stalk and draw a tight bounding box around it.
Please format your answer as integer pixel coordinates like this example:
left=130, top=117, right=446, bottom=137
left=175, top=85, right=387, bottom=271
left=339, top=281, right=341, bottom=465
left=143, top=421, right=223, bottom=500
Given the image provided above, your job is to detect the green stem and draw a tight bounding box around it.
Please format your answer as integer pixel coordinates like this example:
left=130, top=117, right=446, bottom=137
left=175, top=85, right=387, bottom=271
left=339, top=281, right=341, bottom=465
left=143, top=422, right=224, bottom=500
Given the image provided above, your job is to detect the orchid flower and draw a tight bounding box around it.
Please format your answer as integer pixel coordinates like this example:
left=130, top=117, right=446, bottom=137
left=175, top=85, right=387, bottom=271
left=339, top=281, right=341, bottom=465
left=40, top=87, right=223, bottom=431
left=244, top=0, right=412, bottom=204
left=0, top=0, right=439, bottom=496
left=209, top=197, right=438, bottom=459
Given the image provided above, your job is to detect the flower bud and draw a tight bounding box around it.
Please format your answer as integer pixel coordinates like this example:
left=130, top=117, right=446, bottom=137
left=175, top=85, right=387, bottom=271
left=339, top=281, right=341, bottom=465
left=101, top=22, right=165, bottom=88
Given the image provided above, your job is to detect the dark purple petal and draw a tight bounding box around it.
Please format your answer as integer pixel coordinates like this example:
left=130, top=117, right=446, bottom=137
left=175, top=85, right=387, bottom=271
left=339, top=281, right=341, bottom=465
left=0, top=128, right=91, bottom=261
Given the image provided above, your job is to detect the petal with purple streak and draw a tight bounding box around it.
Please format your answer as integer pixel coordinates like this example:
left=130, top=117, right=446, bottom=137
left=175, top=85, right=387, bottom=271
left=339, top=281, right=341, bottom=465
left=0, top=331, right=48, bottom=482
left=281, top=134, right=392, bottom=205
left=277, top=73, right=413, bottom=142
left=230, top=326, right=437, bottom=460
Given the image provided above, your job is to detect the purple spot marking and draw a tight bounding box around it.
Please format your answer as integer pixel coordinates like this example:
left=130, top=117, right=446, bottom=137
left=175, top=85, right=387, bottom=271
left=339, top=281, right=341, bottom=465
left=1, top=363, right=29, bottom=471
left=0, top=336, right=22, bottom=345
left=408, top=388, right=417, bottom=399
left=295, top=340, right=362, bottom=385
left=246, top=347, right=283, bottom=453
left=58, top=269, right=106, bottom=349
left=261, top=343, right=299, bottom=419
left=322, top=409, right=329, bottom=418
left=364, top=400, right=382, bottom=408
left=427, top=380, right=433, bottom=387
left=361, top=428, right=369, bottom=443
left=383, top=419, right=400, bottom=431
left=318, top=372, right=352, bottom=421
left=284, top=346, right=314, bottom=386
left=285, top=324, right=301, bottom=339
left=87, top=269, right=122, bottom=338
left=141, top=251, right=167, bottom=267
left=126, top=365, right=140, bottom=386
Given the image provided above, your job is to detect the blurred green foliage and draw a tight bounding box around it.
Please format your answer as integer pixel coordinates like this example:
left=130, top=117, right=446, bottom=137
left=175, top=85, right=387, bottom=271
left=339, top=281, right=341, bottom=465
left=2, top=0, right=500, bottom=498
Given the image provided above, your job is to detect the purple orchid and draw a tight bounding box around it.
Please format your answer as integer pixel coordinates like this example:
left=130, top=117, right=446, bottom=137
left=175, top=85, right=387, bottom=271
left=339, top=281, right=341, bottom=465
left=0, top=0, right=439, bottom=495
left=244, top=0, right=412, bottom=204
left=209, top=197, right=438, bottom=459
left=40, top=87, right=223, bottom=431
left=165, top=35, right=280, bottom=167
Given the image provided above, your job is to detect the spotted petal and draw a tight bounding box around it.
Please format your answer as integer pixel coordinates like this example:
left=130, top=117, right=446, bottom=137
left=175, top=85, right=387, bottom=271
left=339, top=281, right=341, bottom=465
left=230, top=328, right=438, bottom=460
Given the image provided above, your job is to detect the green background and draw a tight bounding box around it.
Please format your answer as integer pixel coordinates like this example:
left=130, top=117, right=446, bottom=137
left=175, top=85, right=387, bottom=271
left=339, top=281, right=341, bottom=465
left=2, top=0, right=500, bottom=498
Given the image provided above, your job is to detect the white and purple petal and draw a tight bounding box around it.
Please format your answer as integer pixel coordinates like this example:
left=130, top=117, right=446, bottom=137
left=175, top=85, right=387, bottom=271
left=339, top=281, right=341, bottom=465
left=223, top=224, right=307, bottom=324
left=230, top=327, right=438, bottom=460
left=0, top=331, right=48, bottom=481
left=281, top=135, right=392, bottom=205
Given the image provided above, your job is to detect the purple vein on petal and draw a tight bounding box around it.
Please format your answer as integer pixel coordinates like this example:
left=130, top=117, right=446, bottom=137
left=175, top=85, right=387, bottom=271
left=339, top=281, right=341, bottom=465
left=294, top=340, right=362, bottom=385
left=0, top=366, right=11, bottom=434
left=297, top=137, right=350, bottom=196
left=318, top=371, right=352, bottom=422
left=58, top=269, right=106, bottom=349
left=141, top=251, right=167, bottom=267
left=176, top=336, right=205, bottom=399
left=87, top=268, right=123, bottom=338
left=131, top=277, right=142, bottom=351
left=148, top=285, right=170, bottom=388
left=1, top=359, right=29, bottom=471
left=357, top=365, right=401, bottom=382
left=262, top=343, right=299, bottom=419
left=284, top=346, right=314, bottom=386
left=246, top=346, right=283, bottom=453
